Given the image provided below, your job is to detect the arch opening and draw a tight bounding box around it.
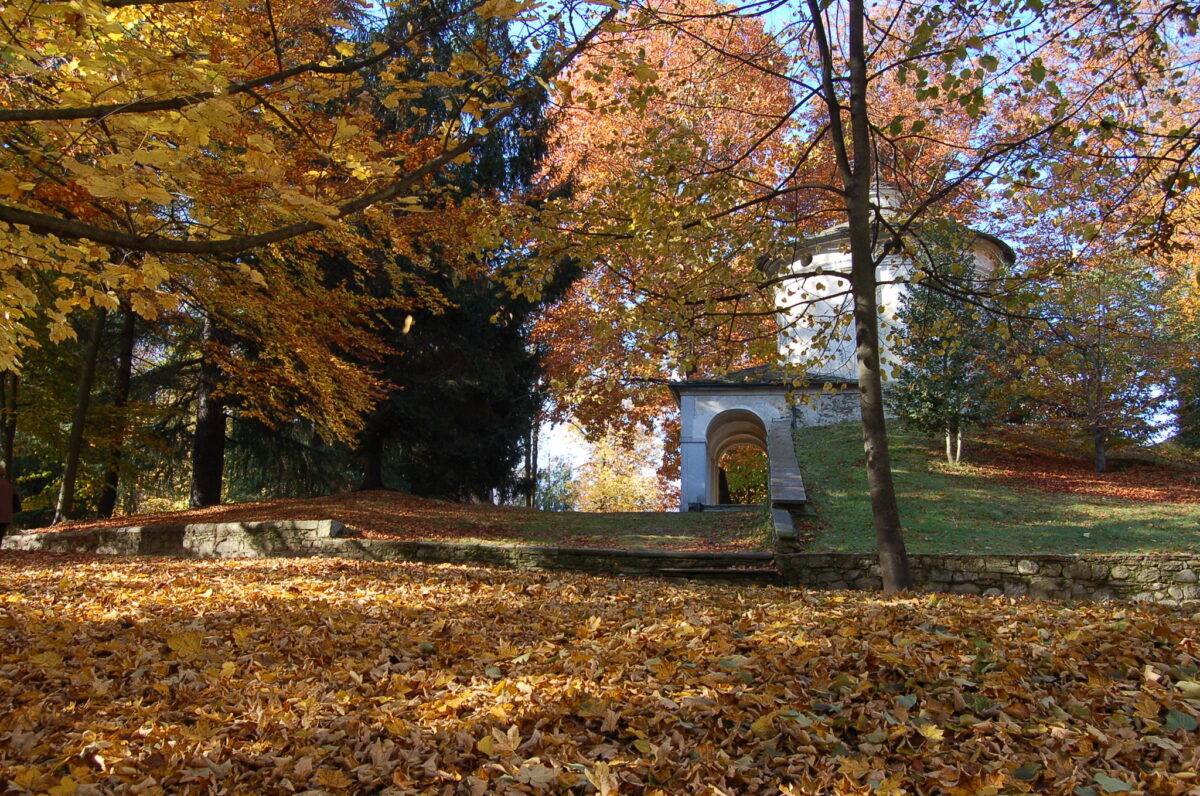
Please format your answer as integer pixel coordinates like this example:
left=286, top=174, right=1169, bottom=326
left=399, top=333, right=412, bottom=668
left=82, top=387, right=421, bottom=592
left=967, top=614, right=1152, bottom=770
left=716, top=445, right=768, bottom=504
left=704, top=409, right=769, bottom=505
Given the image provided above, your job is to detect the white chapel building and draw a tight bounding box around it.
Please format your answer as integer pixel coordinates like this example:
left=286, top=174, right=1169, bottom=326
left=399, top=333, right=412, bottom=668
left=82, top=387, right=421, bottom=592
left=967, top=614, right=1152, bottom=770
left=669, top=187, right=1014, bottom=512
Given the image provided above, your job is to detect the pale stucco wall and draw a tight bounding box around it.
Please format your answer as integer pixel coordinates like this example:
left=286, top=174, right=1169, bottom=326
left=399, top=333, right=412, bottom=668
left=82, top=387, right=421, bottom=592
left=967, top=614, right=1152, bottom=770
left=678, top=389, right=790, bottom=509
left=775, top=238, right=1005, bottom=380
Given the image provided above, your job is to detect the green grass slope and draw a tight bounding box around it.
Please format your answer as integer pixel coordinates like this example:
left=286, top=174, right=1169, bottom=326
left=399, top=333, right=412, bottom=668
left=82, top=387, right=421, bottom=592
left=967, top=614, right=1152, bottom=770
left=794, top=423, right=1200, bottom=555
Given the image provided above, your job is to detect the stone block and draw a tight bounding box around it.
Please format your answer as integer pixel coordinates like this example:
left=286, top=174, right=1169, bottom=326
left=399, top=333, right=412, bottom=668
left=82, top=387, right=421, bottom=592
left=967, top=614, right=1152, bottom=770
left=1017, top=559, right=1039, bottom=575
left=950, top=583, right=981, bottom=595
left=1176, top=569, right=1198, bottom=584
left=983, top=587, right=1003, bottom=597
left=1003, top=582, right=1028, bottom=598
left=1169, top=585, right=1200, bottom=601
left=1061, top=562, right=1089, bottom=579
left=1134, top=568, right=1163, bottom=583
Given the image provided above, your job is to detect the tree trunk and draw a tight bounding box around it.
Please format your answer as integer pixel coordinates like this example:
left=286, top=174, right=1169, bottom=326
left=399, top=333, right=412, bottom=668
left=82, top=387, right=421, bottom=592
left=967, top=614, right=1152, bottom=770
left=945, top=430, right=954, bottom=465
left=190, top=316, right=227, bottom=508
left=0, top=370, right=17, bottom=475
left=1093, top=426, right=1107, bottom=473
left=955, top=428, right=963, bottom=465
left=357, top=423, right=386, bottom=491
left=97, top=303, right=136, bottom=518
left=844, top=0, right=912, bottom=592
left=54, top=308, right=109, bottom=524
left=525, top=420, right=539, bottom=508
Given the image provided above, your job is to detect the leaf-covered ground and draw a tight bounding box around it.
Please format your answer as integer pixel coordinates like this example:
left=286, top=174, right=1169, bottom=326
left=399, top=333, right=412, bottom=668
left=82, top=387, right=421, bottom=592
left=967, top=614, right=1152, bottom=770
left=2, top=552, right=1198, bottom=795
left=33, top=490, right=769, bottom=553
left=796, top=424, right=1200, bottom=555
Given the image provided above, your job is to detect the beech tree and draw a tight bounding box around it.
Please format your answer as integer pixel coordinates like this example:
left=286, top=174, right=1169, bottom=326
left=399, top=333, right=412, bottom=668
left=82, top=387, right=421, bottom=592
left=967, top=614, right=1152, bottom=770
left=538, top=0, right=1199, bottom=591
left=574, top=428, right=662, bottom=512
left=532, top=0, right=795, bottom=444
left=0, top=0, right=614, bottom=369
left=1004, top=262, right=1181, bottom=473
left=1, top=0, right=614, bottom=511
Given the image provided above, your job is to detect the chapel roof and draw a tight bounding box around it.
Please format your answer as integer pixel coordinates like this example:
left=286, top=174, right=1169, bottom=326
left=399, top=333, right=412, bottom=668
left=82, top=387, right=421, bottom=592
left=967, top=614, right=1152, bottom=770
left=757, top=220, right=1016, bottom=276
left=667, top=365, right=857, bottom=395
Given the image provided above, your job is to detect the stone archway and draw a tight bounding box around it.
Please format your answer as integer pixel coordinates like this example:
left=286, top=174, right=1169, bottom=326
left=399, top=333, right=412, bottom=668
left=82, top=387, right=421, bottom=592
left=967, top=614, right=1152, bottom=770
left=705, top=409, right=768, bottom=505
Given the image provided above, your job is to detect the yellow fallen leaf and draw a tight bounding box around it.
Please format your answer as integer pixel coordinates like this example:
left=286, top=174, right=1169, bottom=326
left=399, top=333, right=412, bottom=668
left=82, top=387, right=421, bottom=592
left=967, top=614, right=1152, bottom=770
left=48, top=775, right=77, bottom=796
left=29, top=651, right=63, bottom=667
left=917, top=722, right=945, bottom=742
left=167, top=631, right=203, bottom=659
left=316, top=768, right=353, bottom=789
left=750, top=712, right=777, bottom=738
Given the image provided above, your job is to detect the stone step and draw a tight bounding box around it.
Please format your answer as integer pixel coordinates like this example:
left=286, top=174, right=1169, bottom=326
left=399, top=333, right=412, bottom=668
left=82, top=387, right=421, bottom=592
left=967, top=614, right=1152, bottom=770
left=767, top=420, right=808, bottom=506
left=657, top=567, right=785, bottom=585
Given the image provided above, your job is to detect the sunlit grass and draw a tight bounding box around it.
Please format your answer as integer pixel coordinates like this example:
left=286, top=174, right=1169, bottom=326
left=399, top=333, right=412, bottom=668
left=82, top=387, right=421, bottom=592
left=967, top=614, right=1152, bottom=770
left=795, top=423, right=1200, bottom=554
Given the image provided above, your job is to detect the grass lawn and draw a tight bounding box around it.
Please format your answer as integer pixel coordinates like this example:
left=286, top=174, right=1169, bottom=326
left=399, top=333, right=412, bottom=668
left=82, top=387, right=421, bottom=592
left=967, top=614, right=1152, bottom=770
left=39, top=490, right=771, bottom=553
left=795, top=423, right=1200, bottom=555
left=1, top=553, right=1196, bottom=794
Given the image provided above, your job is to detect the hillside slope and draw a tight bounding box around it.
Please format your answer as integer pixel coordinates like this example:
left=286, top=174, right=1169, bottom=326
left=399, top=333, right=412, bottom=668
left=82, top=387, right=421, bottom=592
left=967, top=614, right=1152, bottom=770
left=795, top=424, right=1200, bottom=555
left=31, top=490, right=769, bottom=553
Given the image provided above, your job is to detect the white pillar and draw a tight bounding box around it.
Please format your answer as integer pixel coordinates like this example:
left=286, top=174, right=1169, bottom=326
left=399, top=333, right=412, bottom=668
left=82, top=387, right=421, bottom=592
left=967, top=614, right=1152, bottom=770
left=680, top=441, right=708, bottom=510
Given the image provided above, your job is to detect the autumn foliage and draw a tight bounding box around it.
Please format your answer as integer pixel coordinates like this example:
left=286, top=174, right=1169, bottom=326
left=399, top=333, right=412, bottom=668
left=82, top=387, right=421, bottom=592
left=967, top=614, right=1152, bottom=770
left=2, top=553, right=1199, bottom=794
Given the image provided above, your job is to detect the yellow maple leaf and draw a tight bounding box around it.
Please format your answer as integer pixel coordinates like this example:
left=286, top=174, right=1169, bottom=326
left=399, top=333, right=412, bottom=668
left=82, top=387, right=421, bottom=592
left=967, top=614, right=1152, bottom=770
left=917, top=722, right=946, bottom=742
left=167, top=631, right=203, bottom=660
left=315, top=768, right=353, bottom=789
left=29, top=651, right=64, bottom=667
left=749, top=712, right=777, bottom=738
left=47, top=776, right=77, bottom=796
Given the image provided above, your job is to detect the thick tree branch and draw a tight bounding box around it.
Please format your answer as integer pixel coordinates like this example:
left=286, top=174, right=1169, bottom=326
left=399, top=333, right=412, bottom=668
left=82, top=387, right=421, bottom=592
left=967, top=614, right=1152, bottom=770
left=0, top=4, right=479, bottom=123
left=0, top=8, right=617, bottom=254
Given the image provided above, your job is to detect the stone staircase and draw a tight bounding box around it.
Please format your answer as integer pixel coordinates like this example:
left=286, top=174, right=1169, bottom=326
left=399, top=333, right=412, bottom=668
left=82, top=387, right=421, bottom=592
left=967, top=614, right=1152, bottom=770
left=657, top=565, right=785, bottom=586
left=767, top=420, right=809, bottom=553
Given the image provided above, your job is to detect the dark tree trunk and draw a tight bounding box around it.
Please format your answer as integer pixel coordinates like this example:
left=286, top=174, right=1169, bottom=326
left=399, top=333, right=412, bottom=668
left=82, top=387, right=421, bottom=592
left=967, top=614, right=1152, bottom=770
left=98, top=304, right=136, bottom=518
left=843, top=0, right=912, bottom=591
left=357, top=419, right=386, bottom=491
left=1093, top=426, right=1107, bottom=474
left=54, top=308, right=108, bottom=524
left=190, top=316, right=227, bottom=508
left=524, top=420, right=539, bottom=508
left=0, top=370, right=17, bottom=475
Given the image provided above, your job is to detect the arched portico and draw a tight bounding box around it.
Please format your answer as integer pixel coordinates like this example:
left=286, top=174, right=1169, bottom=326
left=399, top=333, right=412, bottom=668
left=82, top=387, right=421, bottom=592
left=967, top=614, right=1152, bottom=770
left=670, top=369, right=794, bottom=510
left=705, top=409, right=768, bottom=505
left=669, top=365, right=856, bottom=511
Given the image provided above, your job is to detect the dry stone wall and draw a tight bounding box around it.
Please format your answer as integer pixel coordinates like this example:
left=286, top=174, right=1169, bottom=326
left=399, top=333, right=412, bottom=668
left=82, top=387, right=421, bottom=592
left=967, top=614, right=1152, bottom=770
left=7, top=522, right=1199, bottom=609
left=3, top=520, right=348, bottom=558
left=777, top=552, right=1200, bottom=609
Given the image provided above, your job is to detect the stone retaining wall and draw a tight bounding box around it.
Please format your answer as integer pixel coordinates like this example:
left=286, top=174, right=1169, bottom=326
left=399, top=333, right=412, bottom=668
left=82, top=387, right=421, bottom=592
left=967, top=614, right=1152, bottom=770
left=3, top=520, right=348, bottom=558
left=3, top=521, right=774, bottom=577
left=307, top=538, right=775, bottom=577
left=777, top=552, right=1200, bottom=608
left=8, top=522, right=1199, bottom=608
